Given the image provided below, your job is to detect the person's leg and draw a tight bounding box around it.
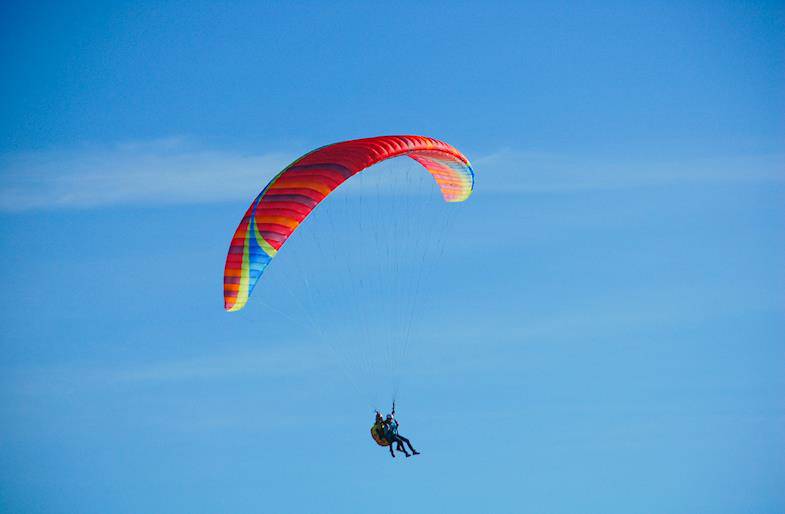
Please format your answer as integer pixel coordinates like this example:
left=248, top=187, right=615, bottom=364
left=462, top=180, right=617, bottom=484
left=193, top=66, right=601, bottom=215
left=392, top=436, right=410, bottom=457
left=388, top=443, right=396, bottom=458
left=398, top=435, right=419, bottom=455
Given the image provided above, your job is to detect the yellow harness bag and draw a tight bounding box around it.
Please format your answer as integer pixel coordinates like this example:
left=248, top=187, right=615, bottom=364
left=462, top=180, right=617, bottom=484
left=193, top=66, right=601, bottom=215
left=370, top=422, right=391, bottom=447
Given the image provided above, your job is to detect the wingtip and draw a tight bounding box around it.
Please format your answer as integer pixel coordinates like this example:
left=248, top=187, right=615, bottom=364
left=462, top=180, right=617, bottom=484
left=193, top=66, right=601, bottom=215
left=225, top=301, right=244, bottom=312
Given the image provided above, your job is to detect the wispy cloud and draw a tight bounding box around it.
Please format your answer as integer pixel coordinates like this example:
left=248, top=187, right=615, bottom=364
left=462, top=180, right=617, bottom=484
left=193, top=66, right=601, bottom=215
left=107, top=345, right=328, bottom=385
left=2, top=344, right=330, bottom=397
left=475, top=150, right=785, bottom=193
left=0, top=137, right=293, bottom=211
left=1, top=138, right=782, bottom=211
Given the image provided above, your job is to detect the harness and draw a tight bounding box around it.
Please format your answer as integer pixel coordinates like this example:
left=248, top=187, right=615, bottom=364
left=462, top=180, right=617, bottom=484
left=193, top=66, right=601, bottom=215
left=370, top=422, right=392, bottom=446
left=370, top=402, right=397, bottom=447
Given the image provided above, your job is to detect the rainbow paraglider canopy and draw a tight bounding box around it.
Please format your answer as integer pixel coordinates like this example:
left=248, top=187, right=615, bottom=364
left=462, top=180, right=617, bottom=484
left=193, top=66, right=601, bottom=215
left=223, top=135, right=475, bottom=312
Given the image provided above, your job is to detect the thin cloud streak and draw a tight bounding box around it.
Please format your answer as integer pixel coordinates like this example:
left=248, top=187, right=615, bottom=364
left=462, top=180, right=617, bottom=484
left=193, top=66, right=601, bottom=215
left=2, top=344, right=331, bottom=397
left=0, top=138, right=293, bottom=211
left=1, top=139, right=782, bottom=211
left=108, top=345, right=327, bottom=385
left=476, top=150, right=785, bottom=193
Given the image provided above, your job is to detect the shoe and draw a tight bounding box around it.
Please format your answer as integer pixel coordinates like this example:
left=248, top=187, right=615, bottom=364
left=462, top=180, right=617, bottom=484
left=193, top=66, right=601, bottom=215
left=404, top=453, right=411, bottom=458
left=412, top=450, right=420, bottom=455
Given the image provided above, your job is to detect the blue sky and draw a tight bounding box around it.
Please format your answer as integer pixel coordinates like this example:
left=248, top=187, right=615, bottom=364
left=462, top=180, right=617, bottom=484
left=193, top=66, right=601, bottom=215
left=1, top=1, right=783, bottom=513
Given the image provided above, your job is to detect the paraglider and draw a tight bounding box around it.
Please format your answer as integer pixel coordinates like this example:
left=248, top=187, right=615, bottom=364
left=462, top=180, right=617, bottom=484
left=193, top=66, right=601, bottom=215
left=223, top=135, right=475, bottom=457
left=370, top=403, right=420, bottom=458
